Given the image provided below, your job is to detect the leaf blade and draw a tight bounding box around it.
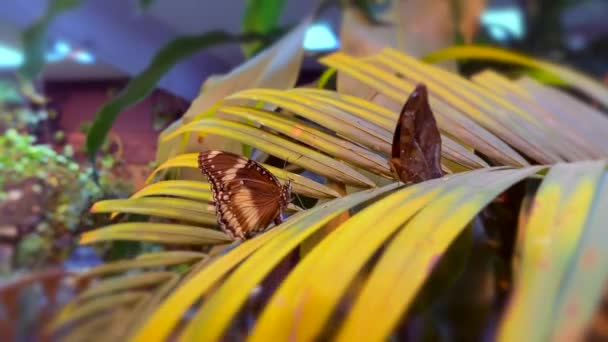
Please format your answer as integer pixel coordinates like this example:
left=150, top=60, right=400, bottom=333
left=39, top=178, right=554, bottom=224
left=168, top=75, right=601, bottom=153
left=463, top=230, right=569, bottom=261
left=85, top=31, right=271, bottom=161
left=80, top=222, right=231, bottom=245
left=178, top=183, right=402, bottom=341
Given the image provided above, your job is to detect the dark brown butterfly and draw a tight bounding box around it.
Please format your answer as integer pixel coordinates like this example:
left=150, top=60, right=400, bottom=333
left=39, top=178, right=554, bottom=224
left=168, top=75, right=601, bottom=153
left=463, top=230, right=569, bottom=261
left=390, top=83, right=443, bottom=184
left=198, top=150, right=292, bottom=240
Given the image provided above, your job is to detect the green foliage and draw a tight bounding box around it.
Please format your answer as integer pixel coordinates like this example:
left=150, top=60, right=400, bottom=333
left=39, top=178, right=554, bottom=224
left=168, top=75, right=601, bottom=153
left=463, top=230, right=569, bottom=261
left=84, top=31, right=281, bottom=164
left=18, top=0, right=83, bottom=82
left=0, top=129, right=132, bottom=271
left=0, top=80, right=52, bottom=130
left=241, top=0, right=288, bottom=57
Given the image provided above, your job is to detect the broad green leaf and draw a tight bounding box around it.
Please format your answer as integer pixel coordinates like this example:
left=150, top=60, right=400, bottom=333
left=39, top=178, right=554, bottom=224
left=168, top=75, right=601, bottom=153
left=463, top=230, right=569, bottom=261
left=241, top=0, right=287, bottom=57
left=498, top=161, right=606, bottom=342
left=146, top=153, right=342, bottom=198
left=336, top=166, right=544, bottom=341
left=18, top=0, right=82, bottom=81
left=319, top=52, right=529, bottom=167
left=162, top=118, right=376, bottom=187
left=80, top=222, right=230, bottom=245
left=85, top=31, right=275, bottom=161
left=422, top=45, right=608, bottom=109
left=90, top=197, right=218, bottom=226
left=131, top=183, right=401, bottom=341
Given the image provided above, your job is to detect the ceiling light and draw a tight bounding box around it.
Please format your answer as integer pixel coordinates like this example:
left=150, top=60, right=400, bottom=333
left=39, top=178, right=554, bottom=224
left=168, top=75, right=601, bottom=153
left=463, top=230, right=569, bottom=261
left=0, top=44, right=24, bottom=69
left=72, top=50, right=95, bottom=64
left=304, top=23, right=339, bottom=51
left=481, top=7, right=525, bottom=41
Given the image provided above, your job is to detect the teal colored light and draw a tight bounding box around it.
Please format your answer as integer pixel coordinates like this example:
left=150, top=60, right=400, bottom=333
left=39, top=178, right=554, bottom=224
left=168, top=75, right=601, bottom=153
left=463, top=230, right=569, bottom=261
left=72, top=50, right=95, bottom=64
left=481, top=7, right=524, bottom=41
left=55, top=40, right=71, bottom=55
left=0, top=44, right=24, bottom=68
left=46, top=40, right=71, bottom=62
left=0, top=39, right=96, bottom=69
left=304, top=23, right=339, bottom=51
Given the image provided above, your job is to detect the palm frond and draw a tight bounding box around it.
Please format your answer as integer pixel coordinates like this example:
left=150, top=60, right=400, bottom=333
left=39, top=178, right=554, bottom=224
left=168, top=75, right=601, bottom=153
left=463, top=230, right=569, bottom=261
left=320, top=48, right=608, bottom=165
left=132, top=182, right=401, bottom=341
left=422, top=45, right=608, bottom=108
left=499, top=160, right=608, bottom=341
left=34, top=44, right=608, bottom=341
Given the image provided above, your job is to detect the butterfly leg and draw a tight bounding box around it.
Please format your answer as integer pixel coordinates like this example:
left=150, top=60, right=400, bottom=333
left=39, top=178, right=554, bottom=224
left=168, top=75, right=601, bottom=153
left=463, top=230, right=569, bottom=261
left=274, top=214, right=283, bottom=226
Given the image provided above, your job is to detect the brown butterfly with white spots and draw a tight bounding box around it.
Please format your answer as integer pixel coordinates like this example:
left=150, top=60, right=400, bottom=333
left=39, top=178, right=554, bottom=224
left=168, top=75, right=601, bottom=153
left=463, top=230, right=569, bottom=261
left=198, top=150, right=292, bottom=240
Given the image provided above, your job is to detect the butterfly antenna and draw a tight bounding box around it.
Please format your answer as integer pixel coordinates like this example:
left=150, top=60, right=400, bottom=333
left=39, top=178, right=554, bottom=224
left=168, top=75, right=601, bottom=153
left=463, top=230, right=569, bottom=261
left=288, top=178, right=305, bottom=209
left=283, top=155, right=304, bottom=209
left=283, top=154, right=303, bottom=169
left=294, top=192, right=306, bottom=209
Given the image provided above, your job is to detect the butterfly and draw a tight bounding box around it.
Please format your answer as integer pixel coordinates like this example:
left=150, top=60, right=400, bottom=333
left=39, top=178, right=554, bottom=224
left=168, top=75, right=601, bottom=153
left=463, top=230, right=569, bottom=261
left=198, top=150, right=292, bottom=240
left=390, top=83, right=443, bottom=184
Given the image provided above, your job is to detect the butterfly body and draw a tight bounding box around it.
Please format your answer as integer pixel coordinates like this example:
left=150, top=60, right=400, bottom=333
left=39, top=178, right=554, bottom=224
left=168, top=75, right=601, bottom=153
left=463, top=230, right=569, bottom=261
left=390, top=84, right=443, bottom=184
left=198, top=151, right=291, bottom=240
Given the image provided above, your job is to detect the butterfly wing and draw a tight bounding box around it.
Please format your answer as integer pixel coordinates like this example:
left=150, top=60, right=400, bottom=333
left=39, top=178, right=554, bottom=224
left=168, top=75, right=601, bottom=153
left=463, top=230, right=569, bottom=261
left=198, top=150, right=285, bottom=240
left=390, top=84, right=443, bottom=184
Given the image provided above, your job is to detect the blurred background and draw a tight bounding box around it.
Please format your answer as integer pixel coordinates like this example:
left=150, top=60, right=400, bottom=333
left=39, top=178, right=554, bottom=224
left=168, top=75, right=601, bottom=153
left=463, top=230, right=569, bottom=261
left=1, top=0, right=607, bottom=170
left=0, top=0, right=607, bottom=276
left=0, top=2, right=607, bottom=341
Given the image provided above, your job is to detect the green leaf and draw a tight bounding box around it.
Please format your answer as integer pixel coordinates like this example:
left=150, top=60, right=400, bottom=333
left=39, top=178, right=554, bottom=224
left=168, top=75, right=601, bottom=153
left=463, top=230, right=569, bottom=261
left=85, top=31, right=275, bottom=162
left=241, top=0, right=288, bottom=57
left=18, top=0, right=83, bottom=81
